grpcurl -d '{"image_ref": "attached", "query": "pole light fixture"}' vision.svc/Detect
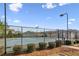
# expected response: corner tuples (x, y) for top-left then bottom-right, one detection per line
(60, 13), (69, 40)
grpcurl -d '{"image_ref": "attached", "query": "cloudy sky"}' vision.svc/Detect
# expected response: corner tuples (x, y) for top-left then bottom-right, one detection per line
(0, 3), (79, 29)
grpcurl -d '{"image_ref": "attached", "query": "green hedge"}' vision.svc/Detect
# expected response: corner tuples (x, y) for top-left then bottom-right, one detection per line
(13, 45), (22, 54)
(39, 42), (47, 50)
(48, 42), (56, 49)
(64, 40), (71, 45)
(55, 40), (62, 47)
(74, 41), (76, 44)
(75, 40), (79, 44)
(27, 43), (36, 53)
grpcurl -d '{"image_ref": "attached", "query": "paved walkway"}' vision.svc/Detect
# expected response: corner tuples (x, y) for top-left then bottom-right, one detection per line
(62, 45), (79, 50)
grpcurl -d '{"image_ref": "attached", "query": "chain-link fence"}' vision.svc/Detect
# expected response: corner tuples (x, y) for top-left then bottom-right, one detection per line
(0, 25), (79, 55)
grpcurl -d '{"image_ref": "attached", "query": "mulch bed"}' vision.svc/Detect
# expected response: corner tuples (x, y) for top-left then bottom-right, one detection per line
(16, 46), (79, 56)
(16, 47), (61, 56)
(60, 47), (79, 56)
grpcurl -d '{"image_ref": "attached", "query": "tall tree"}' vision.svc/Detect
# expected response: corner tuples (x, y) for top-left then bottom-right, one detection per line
(0, 19), (9, 38)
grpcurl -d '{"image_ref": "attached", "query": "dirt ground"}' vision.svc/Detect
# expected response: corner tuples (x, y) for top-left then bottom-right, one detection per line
(0, 47), (4, 56)
(17, 46), (79, 56)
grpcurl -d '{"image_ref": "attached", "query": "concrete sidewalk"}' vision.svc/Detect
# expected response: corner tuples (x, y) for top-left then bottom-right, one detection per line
(62, 45), (79, 50)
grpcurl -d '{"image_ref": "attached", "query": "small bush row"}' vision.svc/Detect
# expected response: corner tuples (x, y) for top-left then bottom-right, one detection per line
(27, 43), (36, 53)
(14, 39), (79, 54)
(64, 40), (79, 45)
(39, 42), (47, 50)
(64, 40), (72, 45)
(75, 40), (79, 44)
(48, 42), (56, 48)
(13, 45), (22, 54)
(55, 40), (63, 47)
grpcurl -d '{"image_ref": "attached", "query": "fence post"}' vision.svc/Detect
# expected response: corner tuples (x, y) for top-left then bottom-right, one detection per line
(70, 31), (71, 40)
(4, 3), (7, 55)
(58, 29), (59, 40)
(44, 28), (45, 43)
(21, 27), (23, 49)
(62, 30), (63, 40)
(75, 31), (77, 41)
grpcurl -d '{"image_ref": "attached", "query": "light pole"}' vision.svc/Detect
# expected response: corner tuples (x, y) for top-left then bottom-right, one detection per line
(4, 3), (7, 55)
(60, 13), (69, 40)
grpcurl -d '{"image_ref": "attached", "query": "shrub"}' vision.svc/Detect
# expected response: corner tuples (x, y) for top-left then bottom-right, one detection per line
(64, 40), (71, 45)
(55, 40), (62, 47)
(22, 48), (27, 53)
(27, 43), (36, 53)
(75, 40), (79, 44)
(48, 42), (56, 49)
(13, 45), (22, 54)
(39, 42), (47, 50)
(74, 41), (76, 44)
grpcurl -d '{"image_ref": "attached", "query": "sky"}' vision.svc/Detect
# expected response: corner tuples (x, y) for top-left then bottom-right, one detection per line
(0, 3), (79, 30)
